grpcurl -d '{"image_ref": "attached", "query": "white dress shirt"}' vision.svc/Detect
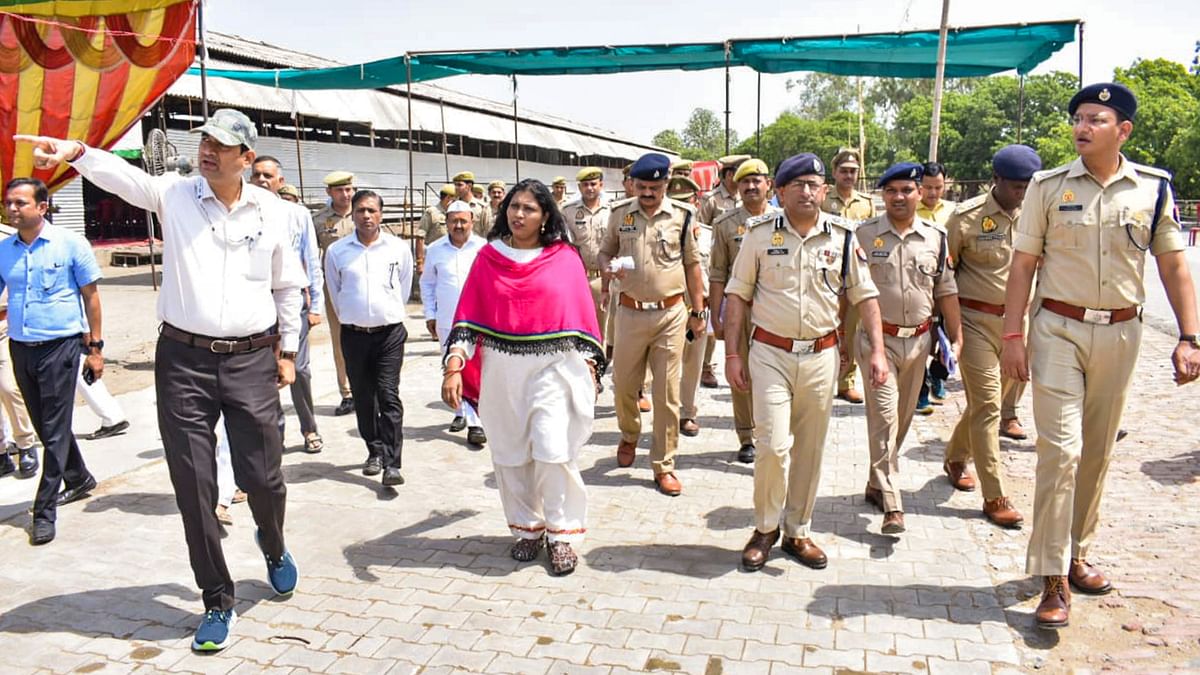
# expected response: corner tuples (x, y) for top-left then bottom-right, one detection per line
(282, 199), (324, 313)
(420, 234), (486, 346)
(325, 230), (413, 328)
(71, 146), (305, 350)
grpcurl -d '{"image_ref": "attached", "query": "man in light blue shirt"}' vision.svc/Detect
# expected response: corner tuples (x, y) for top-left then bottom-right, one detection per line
(0, 177), (104, 545)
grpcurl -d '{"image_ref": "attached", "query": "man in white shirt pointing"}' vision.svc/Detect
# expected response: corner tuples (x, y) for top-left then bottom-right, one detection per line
(16, 108), (307, 653)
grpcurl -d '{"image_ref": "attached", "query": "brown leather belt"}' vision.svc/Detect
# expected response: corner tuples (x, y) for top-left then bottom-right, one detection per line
(160, 323), (279, 354)
(344, 323), (398, 334)
(752, 326), (839, 354)
(881, 318), (933, 339)
(619, 292), (684, 311)
(1041, 299), (1139, 325)
(960, 297), (1005, 317)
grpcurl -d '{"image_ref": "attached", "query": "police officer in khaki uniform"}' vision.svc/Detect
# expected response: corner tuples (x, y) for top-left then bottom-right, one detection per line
(670, 160), (694, 178)
(669, 176), (710, 438)
(487, 180), (507, 214)
(1001, 83), (1200, 630)
(415, 184), (457, 272)
(313, 170), (357, 416)
(857, 162), (962, 535)
(452, 171), (493, 236)
(724, 153), (888, 571)
(823, 149), (876, 405)
(942, 145), (1042, 530)
(699, 154), (749, 225)
(709, 159), (778, 463)
(551, 176), (568, 208)
(598, 153), (706, 497)
(561, 167), (612, 351)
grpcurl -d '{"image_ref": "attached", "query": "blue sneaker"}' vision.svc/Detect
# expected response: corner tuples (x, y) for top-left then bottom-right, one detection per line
(930, 378), (947, 402)
(255, 529), (298, 597)
(915, 393), (934, 416)
(192, 608), (236, 652)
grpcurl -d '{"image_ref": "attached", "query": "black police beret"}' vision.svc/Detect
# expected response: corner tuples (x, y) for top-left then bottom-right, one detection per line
(629, 153), (671, 181)
(992, 144), (1042, 181)
(1069, 82), (1137, 121)
(877, 162), (923, 188)
(775, 153), (824, 187)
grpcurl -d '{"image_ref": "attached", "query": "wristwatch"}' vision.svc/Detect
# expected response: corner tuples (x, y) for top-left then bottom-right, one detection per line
(1181, 334), (1200, 349)
(87, 339), (104, 352)
(280, 351), (298, 361)
(689, 309), (709, 321)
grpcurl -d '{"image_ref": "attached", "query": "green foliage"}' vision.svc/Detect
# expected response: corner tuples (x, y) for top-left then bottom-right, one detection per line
(654, 107), (740, 161)
(1114, 58), (1200, 197)
(652, 129), (684, 153)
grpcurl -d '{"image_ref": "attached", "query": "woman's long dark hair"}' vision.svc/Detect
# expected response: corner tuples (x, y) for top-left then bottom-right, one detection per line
(488, 179), (573, 249)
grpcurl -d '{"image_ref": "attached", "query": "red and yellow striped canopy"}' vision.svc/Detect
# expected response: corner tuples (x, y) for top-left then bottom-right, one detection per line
(0, 0), (195, 192)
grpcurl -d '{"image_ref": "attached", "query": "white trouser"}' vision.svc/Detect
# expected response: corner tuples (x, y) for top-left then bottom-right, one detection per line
(458, 401), (481, 427)
(493, 460), (587, 544)
(77, 355), (126, 427)
(215, 414), (235, 509)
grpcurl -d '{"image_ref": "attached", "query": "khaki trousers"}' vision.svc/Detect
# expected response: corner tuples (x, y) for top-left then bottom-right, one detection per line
(588, 276), (608, 351)
(944, 309), (1018, 499)
(837, 303), (861, 391)
(613, 302), (686, 473)
(680, 322), (707, 420)
(1025, 308), (1140, 576)
(324, 289), (353, 399)
(703, 334), (716, 373)
(750, 340), (838, 537)
(1001, 372), (1026, 420)
(0, 334), (37, 448)
(724, 315), (755, 445)
(857, 330), (931, 512)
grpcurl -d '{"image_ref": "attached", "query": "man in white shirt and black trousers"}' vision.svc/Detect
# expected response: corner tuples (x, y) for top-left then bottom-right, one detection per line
(16, 108), (307, 653)
(325, 189), (413, 487)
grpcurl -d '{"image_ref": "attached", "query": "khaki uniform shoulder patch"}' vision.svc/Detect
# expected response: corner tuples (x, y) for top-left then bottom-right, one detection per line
(1032, 165), (1070, 183)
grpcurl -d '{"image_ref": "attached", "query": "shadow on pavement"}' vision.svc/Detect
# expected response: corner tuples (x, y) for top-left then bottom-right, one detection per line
(1140, 449), (1200, 485)
(584, 543), (783, 579)
(805, 578), (1061, 651)
(283, 461), (399, 501)
(344, 508), (505, 581)
(0, 582), (200, 641)
(82, 491), (177, 517)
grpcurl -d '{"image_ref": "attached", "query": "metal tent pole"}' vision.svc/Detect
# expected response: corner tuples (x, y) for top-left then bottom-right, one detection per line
(405, 55), (416, 249)
(755, 72), (762, 155)
(1077, 22), (1085, 85)
(197, 0), (209, 120)
(293, 114), (306, 200)
(723, 41), (731, 155)
(1017, 75), (1025, 144)
(927, 0), (951, 161)
(440, 98), (449, 181)
(511, 74), (520, 181)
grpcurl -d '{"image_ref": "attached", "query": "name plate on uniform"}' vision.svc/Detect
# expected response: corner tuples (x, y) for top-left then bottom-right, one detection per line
(871, 250), (890, 258)
(766, 247), (789, 256)
(977, 233), (1007, 242)
(1057, 204), (1083, 212)
(619, 225), (638, 233)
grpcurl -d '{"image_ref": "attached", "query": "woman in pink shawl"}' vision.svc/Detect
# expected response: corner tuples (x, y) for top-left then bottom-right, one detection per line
(441, 179), (604, 575)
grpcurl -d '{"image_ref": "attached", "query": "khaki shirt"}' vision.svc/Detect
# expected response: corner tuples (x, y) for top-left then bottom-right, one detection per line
(469, 198), (492, 237)
(709, 204), (781, 285)
(822, 189), (876, 223)
(917, 199), (957, 226)
(946, 190), (1019, 306)
(600, 198), (701, 302)
(313, 206), (354, 260)
(1013, 155), (1183, 309)
(562, 198), (612, 272)
(420, 202), (449, 245)
(698, 183), (739, 225)
(726, 212), (878, 340)
(856, 216), (957, 327)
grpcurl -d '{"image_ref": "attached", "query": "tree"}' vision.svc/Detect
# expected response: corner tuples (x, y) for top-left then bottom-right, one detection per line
(652, 129), (684, 153)
(1114, 58), (1200, 196)
(681, 108), (736, 159)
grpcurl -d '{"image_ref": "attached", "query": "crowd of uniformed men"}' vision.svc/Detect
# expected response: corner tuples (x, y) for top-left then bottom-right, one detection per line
(296, 81), (1199, 633)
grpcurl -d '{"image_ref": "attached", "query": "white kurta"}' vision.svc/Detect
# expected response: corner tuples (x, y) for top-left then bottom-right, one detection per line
(450, 240), (594, 542)
(420, 234), (488, 346)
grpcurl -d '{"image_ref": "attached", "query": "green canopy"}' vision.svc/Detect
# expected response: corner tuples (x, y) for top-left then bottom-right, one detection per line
(194, 21), (1078, 90)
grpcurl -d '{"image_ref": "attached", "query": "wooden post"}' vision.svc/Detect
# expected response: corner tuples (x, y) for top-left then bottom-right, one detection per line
(928, 0), (951, 161)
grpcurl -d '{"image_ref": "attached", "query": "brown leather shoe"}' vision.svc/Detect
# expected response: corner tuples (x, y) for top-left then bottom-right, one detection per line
(864, 485), (885, 513)
(1069, 559), (1113, 595)
(637, 392), (652, 413)
(881, 511), (905, 534)
(944, 461), (977, 492)
(741, 528), (779, 571)
(700, 369), (719, 389)
(654, 472), (682, 496)
(679, 419), (700, 437)
(1036, 576), (1071, 629)
(983, 497), (1024, 529)
(1000, 417), (1028, 440)
(836, 388), (864, 404)
(781, 537), (828, 569)
(616, 440), (636, 468)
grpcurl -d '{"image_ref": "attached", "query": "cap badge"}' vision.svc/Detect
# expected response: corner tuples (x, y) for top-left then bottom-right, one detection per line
(771, 231), (785, 246)
(814, 159), (823, 173)
(873, 237), (884, 249)
(1098, 88), (1111, 102)
(981, 217), (997, 233)
(1062, 190), (1074, 203)
(909, 168), (919, 178)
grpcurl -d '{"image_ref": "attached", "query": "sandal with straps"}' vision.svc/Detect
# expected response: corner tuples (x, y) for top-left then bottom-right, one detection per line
(549, 541), (578, 576)
(510, 535), (545, 562)
(303, 433), (324, 454)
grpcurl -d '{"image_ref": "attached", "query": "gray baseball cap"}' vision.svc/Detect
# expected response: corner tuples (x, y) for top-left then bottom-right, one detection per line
(191, 108), (258, 149)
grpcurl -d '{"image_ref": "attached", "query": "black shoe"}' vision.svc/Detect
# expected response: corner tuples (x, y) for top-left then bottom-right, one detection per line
(0, 452), (14, 478)
(448, 416), (467, 432)
(362, 456), (382, 476)
(334, 398), (355, 416)
(736, 444), (756, 464)
(29, 519), (54, 546)
(17, 447), (37, 479)
(382, 467), (405, 486)
(56, 475), (97, 506)
(467, 427), (487, 447)
(88, 420), (130, 440)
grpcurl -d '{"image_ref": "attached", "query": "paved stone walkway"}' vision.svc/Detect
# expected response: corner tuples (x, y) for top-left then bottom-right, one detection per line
(0, 309), (1197, 674)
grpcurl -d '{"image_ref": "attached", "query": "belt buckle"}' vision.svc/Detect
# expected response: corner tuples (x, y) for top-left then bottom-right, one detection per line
(1082, 308), (1112, 324)
(209, 339), (237, 354)
(642, 301), (663, 311)
(895, 326), (917, 339)
(791, 339), (815, 354)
